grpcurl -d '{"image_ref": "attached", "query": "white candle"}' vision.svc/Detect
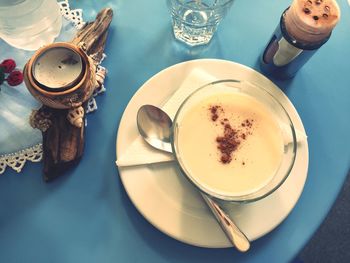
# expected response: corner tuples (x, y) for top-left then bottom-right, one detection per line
(33, 47), (83, 90)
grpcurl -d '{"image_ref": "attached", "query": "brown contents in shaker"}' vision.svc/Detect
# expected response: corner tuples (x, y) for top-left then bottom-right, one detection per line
(284, 0), (340, 44)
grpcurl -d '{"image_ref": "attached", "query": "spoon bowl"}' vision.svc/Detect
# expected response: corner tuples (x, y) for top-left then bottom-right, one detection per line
(137, 105), (173, 153)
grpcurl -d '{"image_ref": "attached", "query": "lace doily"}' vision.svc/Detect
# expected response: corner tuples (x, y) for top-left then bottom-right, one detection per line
(0, 0), (107, 174)
(0, 144), (42, 174)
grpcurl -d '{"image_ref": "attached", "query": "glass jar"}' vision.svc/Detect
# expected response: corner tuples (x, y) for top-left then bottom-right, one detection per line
(0, 0), (62, 50)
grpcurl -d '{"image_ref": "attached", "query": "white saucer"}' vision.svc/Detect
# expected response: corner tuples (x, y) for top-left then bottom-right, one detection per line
(116, 59), (309, 248)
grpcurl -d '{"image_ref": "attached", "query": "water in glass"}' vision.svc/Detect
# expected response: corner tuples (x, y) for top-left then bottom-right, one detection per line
(168, 0), (234, 46)
(0, 0), (62, 50)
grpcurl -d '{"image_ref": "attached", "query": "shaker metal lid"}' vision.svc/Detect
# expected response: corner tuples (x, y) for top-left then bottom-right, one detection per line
(284, 0), (340, 44)
(31, 44), (86, 92)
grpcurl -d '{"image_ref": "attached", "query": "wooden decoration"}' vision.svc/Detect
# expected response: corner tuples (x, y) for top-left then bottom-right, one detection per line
(25, 8), (113, 181)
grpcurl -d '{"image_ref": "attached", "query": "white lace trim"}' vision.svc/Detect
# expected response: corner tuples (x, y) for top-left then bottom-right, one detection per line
(59, 0), (85, 29)
(0, 144), (43, 174)
(86, 56), (107, 114)
(1, 1), (107, 174)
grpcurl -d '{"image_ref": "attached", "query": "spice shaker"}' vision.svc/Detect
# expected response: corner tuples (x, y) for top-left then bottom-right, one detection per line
(260, 0), (340, 79)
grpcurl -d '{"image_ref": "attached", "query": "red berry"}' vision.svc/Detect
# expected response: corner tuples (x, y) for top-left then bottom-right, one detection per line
(6, 70), (23, 86)
(0, 59), (16, 73)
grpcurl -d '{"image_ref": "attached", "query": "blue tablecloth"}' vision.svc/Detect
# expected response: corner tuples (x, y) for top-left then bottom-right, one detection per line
(0, 1), (83, 171)
(0, 0), (349, 262)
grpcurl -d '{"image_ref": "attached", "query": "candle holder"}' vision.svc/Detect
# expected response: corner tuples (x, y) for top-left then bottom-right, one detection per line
(24, 8), (113, 181)
(25, 42), (95, 111)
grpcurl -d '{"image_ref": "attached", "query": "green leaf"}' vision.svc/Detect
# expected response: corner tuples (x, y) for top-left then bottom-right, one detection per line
(0, 67), (5, 85)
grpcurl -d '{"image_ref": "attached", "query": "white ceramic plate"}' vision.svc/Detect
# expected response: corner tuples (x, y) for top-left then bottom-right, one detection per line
(116, 59), (309, 248)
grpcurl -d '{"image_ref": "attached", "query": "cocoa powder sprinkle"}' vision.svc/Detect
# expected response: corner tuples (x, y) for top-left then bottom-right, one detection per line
(216, 123), (240, 164)
(209, 105), (221, 121)
(209, 105), (254, 164)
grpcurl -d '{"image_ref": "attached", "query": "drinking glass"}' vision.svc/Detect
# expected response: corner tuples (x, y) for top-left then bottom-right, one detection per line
(167, 0), (235, 46)
(0, 0), (62, 50)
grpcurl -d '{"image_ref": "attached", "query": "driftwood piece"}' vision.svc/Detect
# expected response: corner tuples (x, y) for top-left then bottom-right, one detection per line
(40, 106), (85, 181)
(38, 8), (113, 181)
(72, 8), (113, 62)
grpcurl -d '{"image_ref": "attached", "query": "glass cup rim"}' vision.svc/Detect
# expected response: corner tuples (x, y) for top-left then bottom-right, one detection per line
(170, 0), (235, 10)
(171, 79), (297, 203)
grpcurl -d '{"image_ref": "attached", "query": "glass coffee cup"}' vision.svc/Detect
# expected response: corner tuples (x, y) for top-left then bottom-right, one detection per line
(172, 80), (297, 202)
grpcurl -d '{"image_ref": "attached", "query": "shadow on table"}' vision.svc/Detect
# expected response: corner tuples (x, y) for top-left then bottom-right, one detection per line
(0, 161), (76, 227)
(298, 170), (350, 263)
(140, 26), (226, 69)
(253, 57), (296, 94)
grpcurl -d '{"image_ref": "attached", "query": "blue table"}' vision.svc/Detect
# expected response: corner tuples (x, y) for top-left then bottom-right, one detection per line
(1, 0), (349, 262)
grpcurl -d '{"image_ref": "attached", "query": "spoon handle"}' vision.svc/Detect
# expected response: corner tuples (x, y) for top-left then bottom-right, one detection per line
(201, 193), (250, 252)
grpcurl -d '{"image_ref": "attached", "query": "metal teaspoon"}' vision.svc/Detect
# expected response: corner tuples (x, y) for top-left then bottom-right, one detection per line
(137, 104), (250, 252)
